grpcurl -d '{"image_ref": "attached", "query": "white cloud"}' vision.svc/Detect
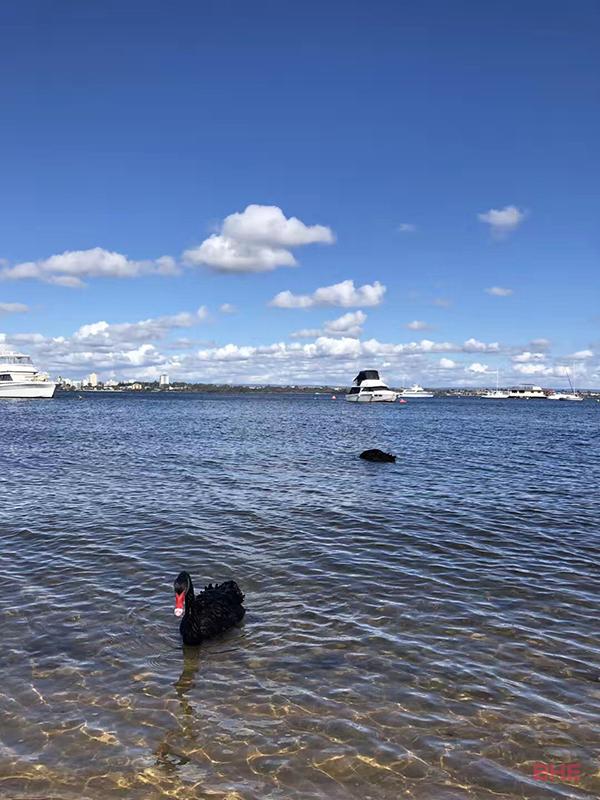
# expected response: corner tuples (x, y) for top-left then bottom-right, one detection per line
(219, 303), (237, 314)
(463, 338), (500, 352)
(406, 320), (429, 331)
(570, 349), (593, 359)
(289, 328), (322, 340)
(270, 279), (386, 309)
(290, 310), (367, 339)
(486, 286), (514, 297)
(323, 310), (366, 337)
(183, 204), (334, 273)
(72, 307), (209, 348)
(467, 362), (490, 374)
(530, 338), (551, 350)
(3, 321), (508, 384)
(512, 362), (589, 380)
(512, 363), (548, 376)
(512, 351), (546, 363)
(439, 358), (458, 369)
(398, 223), (417, 233)
(0, 302), (29, 314)
(478, 205), (526, 238)
(0, 248), (178, 288)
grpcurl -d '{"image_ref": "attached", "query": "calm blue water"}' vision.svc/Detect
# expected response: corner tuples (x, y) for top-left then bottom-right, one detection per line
(0, 393), (599, 800)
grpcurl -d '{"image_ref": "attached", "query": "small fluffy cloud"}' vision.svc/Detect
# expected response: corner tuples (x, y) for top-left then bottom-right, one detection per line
(183, 205), (334, 273)
(0, 248), (178, 288)
(478, 205), (526, 238)
(512, 363), (547, 376)
(570, 349), (593, 359)
(486, 286), (513, 297)
(291, 311), (367, 340)
(439, 358), (458, 369)
(324, 310), (366, 337)
(406, 320), (429, 331)
(463, 338), (500, 352)
(512, 351), (546, 363)
(397, 223), (417, 233)
(467, 362), (490, 374)
(270, 279), (386, 309)
(0, 302), (29, 314)
(529, 338), (551, 350)
(289, 328), (322, 340)
(219, 303), (237, 314)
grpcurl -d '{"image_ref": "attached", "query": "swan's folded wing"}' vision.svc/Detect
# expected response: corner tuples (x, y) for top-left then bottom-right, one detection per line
(196, 596), (245, 639)
(201, 580), (244, 604)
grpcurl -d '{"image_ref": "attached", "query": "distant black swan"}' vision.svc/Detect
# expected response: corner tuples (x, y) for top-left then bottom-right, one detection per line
(173, 571), (245, 646)
(360, 449), (396, 463)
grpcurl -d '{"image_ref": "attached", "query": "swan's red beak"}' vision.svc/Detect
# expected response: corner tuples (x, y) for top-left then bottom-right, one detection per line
(174, 591), (185, 617)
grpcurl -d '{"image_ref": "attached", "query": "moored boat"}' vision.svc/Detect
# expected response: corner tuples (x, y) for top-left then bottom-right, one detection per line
(0, 351), (56, 398)
(506, 384), (546, 399)
(345, 370), (398, 402)
(547, 392), (583, 401)
(546, 372), (583, 401)
(397, 383), (434, 399)
(482, 370), (509, 399)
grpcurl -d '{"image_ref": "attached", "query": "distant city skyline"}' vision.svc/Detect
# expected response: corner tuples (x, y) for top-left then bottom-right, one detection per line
(0, 1), (598, 386)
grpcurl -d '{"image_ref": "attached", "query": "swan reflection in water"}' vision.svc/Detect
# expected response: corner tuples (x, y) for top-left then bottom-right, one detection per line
(153, 638), (247, 778)
(153, 649), (203, 773)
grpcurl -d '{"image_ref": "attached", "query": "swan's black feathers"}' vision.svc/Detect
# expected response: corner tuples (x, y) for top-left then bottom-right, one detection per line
(176, 574), (245, 646)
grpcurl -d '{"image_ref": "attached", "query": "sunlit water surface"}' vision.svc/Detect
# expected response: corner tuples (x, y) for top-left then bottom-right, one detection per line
(0, 393), (599, 800)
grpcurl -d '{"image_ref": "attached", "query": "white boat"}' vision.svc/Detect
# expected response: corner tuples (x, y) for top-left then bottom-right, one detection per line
(0, 351), (56, 398)
(397, 383), (434, 399)
(345, 370), (398, 402)
(546, 372), (583, 401)
(506, 384), (547, 399)
(481, 369), (509, 399)
(547, 392), (583, 401)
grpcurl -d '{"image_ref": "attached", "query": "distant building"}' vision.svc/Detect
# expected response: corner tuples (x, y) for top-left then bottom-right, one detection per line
(105, 379), (118, 389)
(130, 382), (143, 390)
(87, 372), (98, 388)
(159, 374), (170, 387)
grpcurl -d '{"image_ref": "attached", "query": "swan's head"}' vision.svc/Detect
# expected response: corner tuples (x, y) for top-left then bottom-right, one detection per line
(174, 571), (191, 617)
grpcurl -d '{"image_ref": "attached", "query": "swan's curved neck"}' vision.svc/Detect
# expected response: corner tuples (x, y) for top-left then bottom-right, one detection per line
(185, 578), (195, 615)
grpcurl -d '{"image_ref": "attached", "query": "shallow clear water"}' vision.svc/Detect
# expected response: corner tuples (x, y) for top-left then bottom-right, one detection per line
(0, 393), (599, 800)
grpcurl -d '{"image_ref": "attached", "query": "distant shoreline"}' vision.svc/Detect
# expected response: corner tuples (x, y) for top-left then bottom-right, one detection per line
(58, 385), (600, 398)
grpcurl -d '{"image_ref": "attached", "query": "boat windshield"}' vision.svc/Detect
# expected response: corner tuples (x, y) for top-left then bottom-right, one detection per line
(0, 355), (32, 364)
(361, 385), (390, 392)
(354, 370), (380, 384)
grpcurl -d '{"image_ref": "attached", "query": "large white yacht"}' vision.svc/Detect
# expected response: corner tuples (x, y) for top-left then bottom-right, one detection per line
(397, 384), (434, 399)
(506, 384), (547, 399)
(345, 370), (398, 402)
(0, 352), (56, 398)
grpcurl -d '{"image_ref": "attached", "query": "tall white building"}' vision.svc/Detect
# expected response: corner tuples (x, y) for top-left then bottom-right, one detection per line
(87, 372), (98, 388)
(159, 374), (170, 387)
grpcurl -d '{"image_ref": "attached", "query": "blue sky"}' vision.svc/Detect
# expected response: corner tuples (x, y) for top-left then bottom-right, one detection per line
(0, 0), (598, 386)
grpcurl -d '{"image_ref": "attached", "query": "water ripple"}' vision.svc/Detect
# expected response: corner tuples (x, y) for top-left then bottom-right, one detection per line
(0, 393), (598, 799)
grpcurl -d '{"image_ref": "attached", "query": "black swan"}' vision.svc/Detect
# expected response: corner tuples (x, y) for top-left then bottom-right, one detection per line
(360, 448), (396, 463)
(173, 571), (245, 646)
